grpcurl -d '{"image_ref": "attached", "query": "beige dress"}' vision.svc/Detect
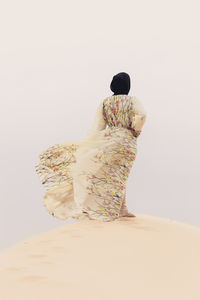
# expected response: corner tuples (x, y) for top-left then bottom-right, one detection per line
(35, 94), (146, 222)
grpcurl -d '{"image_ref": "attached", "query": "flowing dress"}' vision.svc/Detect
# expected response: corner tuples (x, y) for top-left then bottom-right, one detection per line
(35, 94), (146, 222)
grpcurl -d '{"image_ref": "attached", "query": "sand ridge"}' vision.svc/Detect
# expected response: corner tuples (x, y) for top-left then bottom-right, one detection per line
(0, 214), (200, 300)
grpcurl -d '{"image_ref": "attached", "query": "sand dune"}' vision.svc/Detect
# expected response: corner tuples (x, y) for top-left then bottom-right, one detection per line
(0, 214), (200, 300)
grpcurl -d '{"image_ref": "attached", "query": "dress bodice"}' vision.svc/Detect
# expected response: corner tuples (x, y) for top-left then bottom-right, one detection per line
(102, 95), (135, 129)
(86, 94), (146, 139)
(102, 95), (146, 132)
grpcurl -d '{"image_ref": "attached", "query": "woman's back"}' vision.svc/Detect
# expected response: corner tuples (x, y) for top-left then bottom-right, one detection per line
(102, 94), (146, 134)
(103, 95), (134, 129)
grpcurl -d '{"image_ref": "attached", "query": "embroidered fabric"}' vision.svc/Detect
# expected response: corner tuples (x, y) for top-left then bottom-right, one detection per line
(35, 95), (146, 221)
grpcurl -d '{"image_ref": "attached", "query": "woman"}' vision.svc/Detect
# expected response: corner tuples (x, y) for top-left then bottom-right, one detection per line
(35, 72), (147, 222)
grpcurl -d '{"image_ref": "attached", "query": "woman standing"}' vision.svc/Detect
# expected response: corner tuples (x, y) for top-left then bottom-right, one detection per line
(35, 72), (147, 221)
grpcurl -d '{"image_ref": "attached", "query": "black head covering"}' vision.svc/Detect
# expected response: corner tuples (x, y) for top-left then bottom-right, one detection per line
(110, 72), (131, 95)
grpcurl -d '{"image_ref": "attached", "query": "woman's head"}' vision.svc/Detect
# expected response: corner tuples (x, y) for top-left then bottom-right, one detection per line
(110, 72), (131, 95)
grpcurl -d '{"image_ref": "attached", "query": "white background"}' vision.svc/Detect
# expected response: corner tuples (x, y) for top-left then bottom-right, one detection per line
(0, 0), (199, 253)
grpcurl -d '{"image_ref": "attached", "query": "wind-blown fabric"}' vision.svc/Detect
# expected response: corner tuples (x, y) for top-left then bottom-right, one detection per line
(35, 95), (146, 221)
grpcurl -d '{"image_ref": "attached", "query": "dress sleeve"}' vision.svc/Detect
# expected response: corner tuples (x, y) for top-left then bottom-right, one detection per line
(86, 100), (107, 138)
(130, 96), (147, 132)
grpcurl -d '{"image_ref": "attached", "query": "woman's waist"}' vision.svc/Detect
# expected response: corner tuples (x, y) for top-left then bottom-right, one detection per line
(107, 125), (140, 137)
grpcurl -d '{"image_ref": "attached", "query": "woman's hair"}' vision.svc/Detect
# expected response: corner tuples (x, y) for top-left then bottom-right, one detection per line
(110, 72), (131, 95)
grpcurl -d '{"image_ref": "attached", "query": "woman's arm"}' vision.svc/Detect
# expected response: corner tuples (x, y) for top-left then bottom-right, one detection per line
(130, 96), (147, 135)
(86, 100), (107, 138)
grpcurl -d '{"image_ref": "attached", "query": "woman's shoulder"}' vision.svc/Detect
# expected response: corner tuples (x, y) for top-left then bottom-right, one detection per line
(102, 94), (133, 103)
(101, 95), (146, 116)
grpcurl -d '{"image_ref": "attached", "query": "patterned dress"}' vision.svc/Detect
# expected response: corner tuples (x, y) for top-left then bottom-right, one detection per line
(35, 94), (146, 222)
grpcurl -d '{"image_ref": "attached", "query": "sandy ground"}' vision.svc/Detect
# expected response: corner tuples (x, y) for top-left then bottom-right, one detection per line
(0, 214), (200, 300)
